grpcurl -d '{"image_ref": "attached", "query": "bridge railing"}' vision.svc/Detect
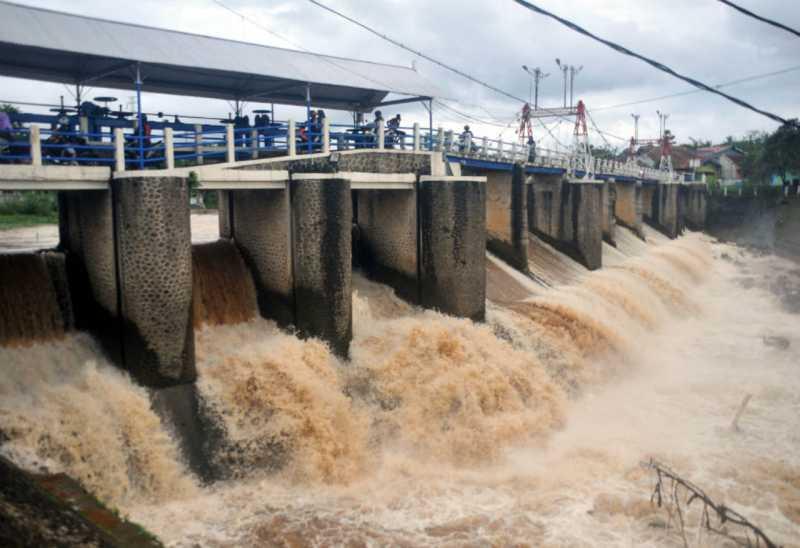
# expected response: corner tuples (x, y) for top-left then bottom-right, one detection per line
(3, 112), (680, 181)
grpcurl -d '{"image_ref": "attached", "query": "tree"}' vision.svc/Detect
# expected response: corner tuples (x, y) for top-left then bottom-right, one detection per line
(761, 120), (800, 185)
(0, 104), (19, 114)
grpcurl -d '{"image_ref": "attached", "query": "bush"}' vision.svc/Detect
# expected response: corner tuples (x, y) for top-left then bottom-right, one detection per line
(0, 192), (58, 216)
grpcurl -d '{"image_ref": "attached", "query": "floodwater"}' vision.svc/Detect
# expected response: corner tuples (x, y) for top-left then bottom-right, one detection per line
(0, 208), (799, 547)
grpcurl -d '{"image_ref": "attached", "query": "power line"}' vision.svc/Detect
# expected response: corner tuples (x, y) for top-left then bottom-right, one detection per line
(511, 0), (793, 126)
(594, 64), (800, 112)
(306, 0), (527, 104)
(717, 0), (800, 39)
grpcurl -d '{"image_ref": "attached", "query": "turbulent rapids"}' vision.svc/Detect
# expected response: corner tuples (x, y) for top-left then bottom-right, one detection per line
(1, 224), (799, 546)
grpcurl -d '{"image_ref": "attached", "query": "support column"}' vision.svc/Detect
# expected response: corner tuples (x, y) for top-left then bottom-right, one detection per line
(290, 174), (352, 357)
(483, 164), (528, 271)
(559, 180), (603, 270)
(230, 189), (294, 327)
(613, 179), (644, 239)
(112, 174), (194, 386)
(685, 183), (707, 230)
(601, 179), (617, 246)
(217, 190), (233, 239)
(418, 175), (486, 321)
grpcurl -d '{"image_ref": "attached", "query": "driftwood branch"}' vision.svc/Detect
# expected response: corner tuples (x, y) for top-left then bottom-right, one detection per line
(642, 458), (780, 548)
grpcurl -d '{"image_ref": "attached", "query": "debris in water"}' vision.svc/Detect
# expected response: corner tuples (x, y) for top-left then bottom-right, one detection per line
(762, 335), (791, 350)
(730, 393), (753, 432)
(642, 458), (779, 548)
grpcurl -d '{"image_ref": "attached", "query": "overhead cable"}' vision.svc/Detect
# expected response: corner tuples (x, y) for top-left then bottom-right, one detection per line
(717, 0), (800, 39)
(511, 0), (792, 126)
(306, 0), (527, 104)
(594, 64), (800, 112)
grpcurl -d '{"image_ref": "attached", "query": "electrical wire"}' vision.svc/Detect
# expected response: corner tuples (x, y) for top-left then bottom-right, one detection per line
(511, 0), (793, 126)
(306, 0), (527, 104)
(593, 64), (800, 112)
(717, 0), (800, 39)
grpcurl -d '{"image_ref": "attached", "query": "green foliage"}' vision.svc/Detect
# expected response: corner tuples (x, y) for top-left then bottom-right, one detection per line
(589, 144), (618, 160)
(0, 103), (19, 114)
(0, 193), (59, 229)
(762, 120), (800, 183)
(0, 192), (58, 216)
(203, 190), (219, 209)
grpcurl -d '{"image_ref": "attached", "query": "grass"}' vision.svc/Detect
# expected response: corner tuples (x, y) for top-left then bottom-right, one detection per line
(0, 192), (59, 230)
(0, 213), (58, 230)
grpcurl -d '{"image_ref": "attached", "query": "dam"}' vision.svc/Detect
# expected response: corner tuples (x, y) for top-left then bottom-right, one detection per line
(1, 3), (798, 547)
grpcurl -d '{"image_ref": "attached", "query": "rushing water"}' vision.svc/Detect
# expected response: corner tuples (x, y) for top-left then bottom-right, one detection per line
(0, 217), (798, 546)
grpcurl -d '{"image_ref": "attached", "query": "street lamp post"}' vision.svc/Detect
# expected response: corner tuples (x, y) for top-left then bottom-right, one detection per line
(522, 65), (549, 109)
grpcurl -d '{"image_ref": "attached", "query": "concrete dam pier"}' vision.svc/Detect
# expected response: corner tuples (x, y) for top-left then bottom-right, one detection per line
(0, 149), (707, 478)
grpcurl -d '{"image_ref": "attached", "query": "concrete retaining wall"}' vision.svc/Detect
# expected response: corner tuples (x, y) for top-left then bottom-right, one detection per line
(57, 190), (119, 358)
(601, 180), (617, 245)
(685, 185), (707, 230)
(418, 176), (486, 321)
(614, 180), (645, 239)
(476, 164), (529, 271)
(654, 183), (679, 239)
(356, 188), (419, 303)
(528, 175), (603, 270)
(229, 189), (294, 326)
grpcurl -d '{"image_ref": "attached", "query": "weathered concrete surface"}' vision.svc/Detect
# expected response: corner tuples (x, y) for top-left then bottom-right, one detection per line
(653, 182), (679, 239)
(528, 175), (603, 270)
(528, 173), (563, 241)
(641, 183), (655, 221)
(57, 190), (119, 359)
(600, 180), (617, 246)
(356, 188), (419, 303)
(112, 175), (195, 387)
(614, 179), (645, 239)
(685, 184), (707, 230)
(471, 164), (528, 271)
(677, 184), (689, 234)
(560, 180), (604, 270)
(237, 150), (434, 176)
(230, 189), (294, 326)
(217, 190), (233, 238)
(291, 174), (352, 357)
(418, 176), (486, 321)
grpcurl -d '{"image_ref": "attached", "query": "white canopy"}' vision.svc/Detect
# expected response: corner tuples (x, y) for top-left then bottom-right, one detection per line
(0, 1), (440, 110)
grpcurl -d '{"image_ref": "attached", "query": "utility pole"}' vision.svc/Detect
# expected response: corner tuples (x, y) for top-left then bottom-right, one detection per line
(568, 65), (583, 108)
(522, 65), (549, 109)
(555, 58), (569, 108)
(630, 113), (640, 143)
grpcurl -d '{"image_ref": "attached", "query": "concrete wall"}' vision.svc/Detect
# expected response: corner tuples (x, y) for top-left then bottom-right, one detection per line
(653, 182), (679, 239)
(356, 188), (419, 302)
(641, 183), (655, 220)
(528, 175), (603, 270)
(290, 174), (352, 357)
(560, 181), (604, 270)
(57, 190), (119, 358)
(474, 164), (529, 271)
(685, 184), (707, 230)
(601, 180), (617, 246)
(528, 173), (563, 241)
(236, 150), (434, 176)
(614, 180), (645, 239)
(229, 189), (294, 326)
(217, 190), (233, 239)
(418, 176), (486, 321)
(112, 175), (195, 387)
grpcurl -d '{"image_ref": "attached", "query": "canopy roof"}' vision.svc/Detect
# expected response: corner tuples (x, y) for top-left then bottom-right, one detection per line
(0, 1), (440, 111)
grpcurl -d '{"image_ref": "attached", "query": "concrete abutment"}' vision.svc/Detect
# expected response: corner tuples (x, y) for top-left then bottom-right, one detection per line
(613, 179), (645, 239)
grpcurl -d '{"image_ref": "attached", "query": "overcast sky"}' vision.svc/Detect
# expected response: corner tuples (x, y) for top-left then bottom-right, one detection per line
(2, 0), (799, 151)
